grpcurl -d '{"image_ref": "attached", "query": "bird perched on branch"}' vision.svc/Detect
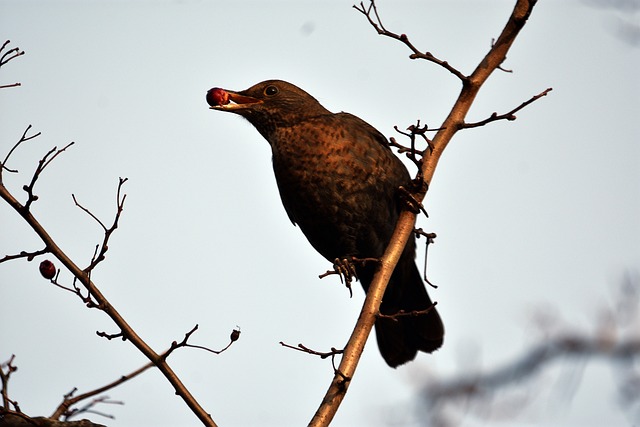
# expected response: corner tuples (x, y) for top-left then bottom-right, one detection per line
(207, 80), (443, 367)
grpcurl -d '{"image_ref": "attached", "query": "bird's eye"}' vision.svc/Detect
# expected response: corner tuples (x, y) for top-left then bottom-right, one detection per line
(264, 85), (279, 96)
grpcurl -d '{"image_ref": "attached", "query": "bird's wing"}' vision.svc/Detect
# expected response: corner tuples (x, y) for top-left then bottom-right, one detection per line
(335, 112), (393, 151)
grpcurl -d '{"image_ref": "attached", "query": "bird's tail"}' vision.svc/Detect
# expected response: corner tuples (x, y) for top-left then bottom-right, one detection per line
(371, 257), (444, 368)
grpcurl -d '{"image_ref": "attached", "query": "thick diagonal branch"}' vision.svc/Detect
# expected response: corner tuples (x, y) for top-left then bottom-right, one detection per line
(309, 1), (539, 426)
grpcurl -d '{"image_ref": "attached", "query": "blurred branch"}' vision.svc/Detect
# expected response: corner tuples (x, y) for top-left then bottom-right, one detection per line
(280, 342), (344, 358)
(419, 275), (640, 426)
(309, 1), (542, 426)
(415, 228), (438, 288)
(427, 336), (640, 399)
(162, 325), (241, 360)
(389, 120), (441, 167)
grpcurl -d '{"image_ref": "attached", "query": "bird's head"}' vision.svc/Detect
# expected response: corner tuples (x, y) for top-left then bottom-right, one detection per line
(207, 80), (330, 135)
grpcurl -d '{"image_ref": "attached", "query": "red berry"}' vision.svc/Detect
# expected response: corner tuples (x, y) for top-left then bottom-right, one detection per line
(206, 87), (230, 107)
(39, 260), (56, 279)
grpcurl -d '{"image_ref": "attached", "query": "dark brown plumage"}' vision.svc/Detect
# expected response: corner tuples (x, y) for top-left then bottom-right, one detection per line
(208, 80), (444, 367)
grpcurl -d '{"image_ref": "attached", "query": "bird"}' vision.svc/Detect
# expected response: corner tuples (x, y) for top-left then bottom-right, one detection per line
(207, 80), (444, 367)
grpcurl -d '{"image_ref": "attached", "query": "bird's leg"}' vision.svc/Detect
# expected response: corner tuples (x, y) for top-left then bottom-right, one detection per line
(398, 172), (429, 216)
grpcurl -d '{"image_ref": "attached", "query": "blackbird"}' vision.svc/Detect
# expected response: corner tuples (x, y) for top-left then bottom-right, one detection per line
(207, 80), (444, 367)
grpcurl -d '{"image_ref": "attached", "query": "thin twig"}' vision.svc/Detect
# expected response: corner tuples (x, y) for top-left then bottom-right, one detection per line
(353, 1), (467, 80)
(415, 228), (438, 288)
(0, 40), (25, 66)
(22, 142), (75, 211)
(51, 362), (153, 420)
(280, 342), (345, 373)
(162, 325), (241, 360)
(0, 125), (41, 183)
(377, 303), (438, 321)
(0, 247), (49, 264)
(0, 40), (24, 90)
(72, 177), (128, 274)
(462, 87), (553, 129)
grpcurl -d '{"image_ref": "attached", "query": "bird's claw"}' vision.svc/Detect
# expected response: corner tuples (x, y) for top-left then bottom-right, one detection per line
(317, 258), (358, 297)
(398, 185), (428, 217)
(333, 257), (357, 297)
(318, 257), (381, 297)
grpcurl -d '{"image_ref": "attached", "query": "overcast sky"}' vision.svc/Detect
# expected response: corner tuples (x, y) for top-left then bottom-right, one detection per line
(1, 1), (639, 426)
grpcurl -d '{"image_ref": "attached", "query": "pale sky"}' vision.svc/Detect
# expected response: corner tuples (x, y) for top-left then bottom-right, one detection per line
(1, 1), (639, 426)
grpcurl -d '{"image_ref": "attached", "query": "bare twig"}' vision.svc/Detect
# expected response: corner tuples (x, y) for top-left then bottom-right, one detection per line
(0, 247), (49, 264)
(52, 362), (153, 420)
(96, 331), (125, 341)
(280, 342), (345, 373)
(162, 325), (241, 360)
(462, 87), (553, 129)
(1, 355), (21, 413)
(390, 120), (443, 167)
(280, 342), (345, 360)
(0, 40), (24, 66)
(72, 177), (128, 274)
(0, 40), (24, 89)
(415, 228), (438, 288)
(64, 396), (123, 421)
(21, 142), (75, 211)
(420, 332), (640, 425)
(353, 1), (467, 80)
(377, 303), (438, 321)
(0, 125), (42, 184)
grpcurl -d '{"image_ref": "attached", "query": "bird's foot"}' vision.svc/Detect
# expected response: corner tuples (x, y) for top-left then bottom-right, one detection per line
(398, 185), (428, 217)
(318, 257), (359, 297)
(319, 257), (381, 298)
(333, 257), (358, 297)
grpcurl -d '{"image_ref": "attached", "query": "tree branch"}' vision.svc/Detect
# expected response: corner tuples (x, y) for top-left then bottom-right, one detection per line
(0, 141), (219, 427)
(0, 125), (42, 184)
(0, 247), (49, 264)
(72, 177), (128, 274)
(0, 40), (24, 90)
(353, 2), (466, 80)
(309, 1), (541, 425)
(51, 362), (153, 420)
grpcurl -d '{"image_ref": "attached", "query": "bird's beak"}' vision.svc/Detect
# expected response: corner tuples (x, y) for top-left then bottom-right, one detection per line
(209, 90), (262, 111)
